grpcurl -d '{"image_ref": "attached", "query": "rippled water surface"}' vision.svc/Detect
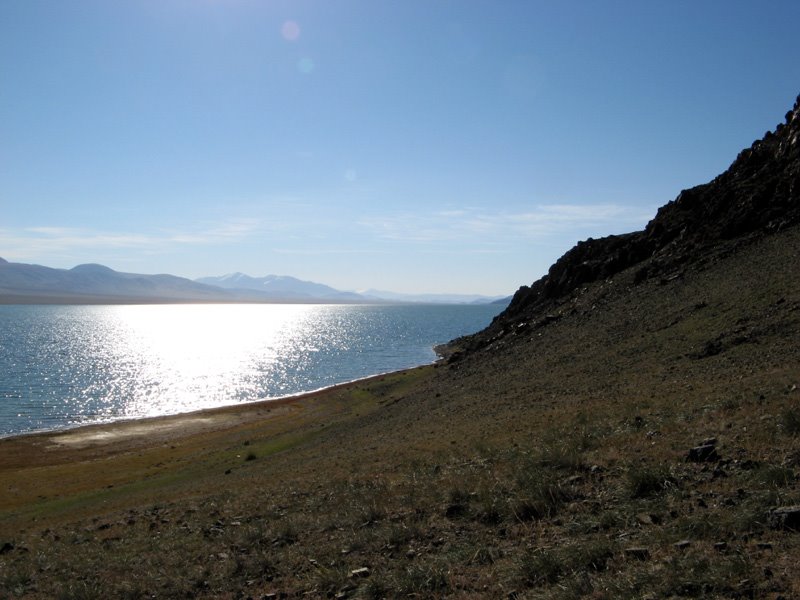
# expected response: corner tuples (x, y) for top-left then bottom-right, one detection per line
(0, 303), (502, 436)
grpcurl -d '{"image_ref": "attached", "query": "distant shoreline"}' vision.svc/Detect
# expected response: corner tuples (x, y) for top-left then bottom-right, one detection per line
(0, 294), (385, 306)
(0, 294), (501, 306)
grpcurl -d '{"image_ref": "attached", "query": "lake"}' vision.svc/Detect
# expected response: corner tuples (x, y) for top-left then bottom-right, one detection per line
(0, 303), (502, 437)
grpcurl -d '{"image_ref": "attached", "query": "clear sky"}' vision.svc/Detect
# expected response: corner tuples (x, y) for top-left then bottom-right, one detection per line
(1, 1), (799, 295)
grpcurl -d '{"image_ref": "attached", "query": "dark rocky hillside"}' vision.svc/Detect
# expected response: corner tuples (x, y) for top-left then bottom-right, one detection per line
(460, 94), (800, 352)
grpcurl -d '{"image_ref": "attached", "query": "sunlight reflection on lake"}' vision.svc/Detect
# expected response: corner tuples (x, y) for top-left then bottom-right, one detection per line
(99, 304), (316, 417)
(0, 303), (503, 436)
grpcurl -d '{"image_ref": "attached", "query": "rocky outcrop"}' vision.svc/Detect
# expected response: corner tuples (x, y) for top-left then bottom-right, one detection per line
(468, 94), (800, 346)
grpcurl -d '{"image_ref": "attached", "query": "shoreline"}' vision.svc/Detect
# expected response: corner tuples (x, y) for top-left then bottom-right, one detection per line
(0, 360), (439, 444)
(0, 364), (432, 466)
(0, 362), (435, 516)
(0, 302), (495, 442)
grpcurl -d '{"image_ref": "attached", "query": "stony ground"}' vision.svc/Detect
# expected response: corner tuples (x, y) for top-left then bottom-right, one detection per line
(1, 225), (799, 599)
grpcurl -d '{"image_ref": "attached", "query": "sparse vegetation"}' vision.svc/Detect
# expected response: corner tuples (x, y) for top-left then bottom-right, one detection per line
(627, 463), (674, 498)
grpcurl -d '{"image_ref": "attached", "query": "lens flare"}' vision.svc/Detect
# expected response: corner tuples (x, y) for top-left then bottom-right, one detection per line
(297, 57), (315, 74)
(281, 20), (300, 41)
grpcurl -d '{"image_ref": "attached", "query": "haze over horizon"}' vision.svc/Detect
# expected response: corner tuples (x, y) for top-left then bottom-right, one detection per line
(2, 1), (799, 295)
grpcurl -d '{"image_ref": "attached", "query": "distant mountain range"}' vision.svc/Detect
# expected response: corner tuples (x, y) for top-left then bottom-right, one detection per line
(0, 258), (506, 305)
(0, 259), (238, 304)
(195, 273), (365, 302)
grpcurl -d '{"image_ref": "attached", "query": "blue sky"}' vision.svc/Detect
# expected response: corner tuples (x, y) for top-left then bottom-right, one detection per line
(1, 1), (798, 295)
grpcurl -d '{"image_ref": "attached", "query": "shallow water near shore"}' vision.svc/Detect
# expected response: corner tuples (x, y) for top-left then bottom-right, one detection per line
(0, 303), (502, 437)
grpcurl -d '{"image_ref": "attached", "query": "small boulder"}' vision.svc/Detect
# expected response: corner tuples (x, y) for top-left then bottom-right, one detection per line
(687, 443), (719, 463)
(636, 513), (661, 525)
(624, 547), (650, 561)
(444, 502), (467, 519)
(673, 540), (691, 550)
(768, 506), (800, 531)
(350, 567), (370, 578)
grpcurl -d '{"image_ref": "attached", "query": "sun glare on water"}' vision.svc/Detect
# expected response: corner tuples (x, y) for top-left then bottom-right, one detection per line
(0, 303), (501, 436)
(98, 304), (319, 418)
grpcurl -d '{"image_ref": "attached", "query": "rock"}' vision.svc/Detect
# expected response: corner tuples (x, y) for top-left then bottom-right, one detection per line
(636, 513), (656, 525)
(350, 567), (370, 578)
(713, 542), (728, 552)
(673, 540), (691, 550)
(768, 505), (800, 531)
(624, 547), (650, 560)
(687, 444), (719, 463)
(444, 502), (467, 518)
(695, 339), (723, 358)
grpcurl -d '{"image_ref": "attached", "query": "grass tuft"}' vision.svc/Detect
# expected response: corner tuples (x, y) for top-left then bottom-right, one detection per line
(395, 562), (450, 595)
(517, 547), (564, 586)
(627, 463), (674, 498)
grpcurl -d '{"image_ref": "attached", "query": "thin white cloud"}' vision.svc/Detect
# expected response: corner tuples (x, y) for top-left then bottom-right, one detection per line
(272, 246), (391, 256)
(358, 204), (656, 244)
(0, 219), (265, 264)
(24, 227), (77, 236)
